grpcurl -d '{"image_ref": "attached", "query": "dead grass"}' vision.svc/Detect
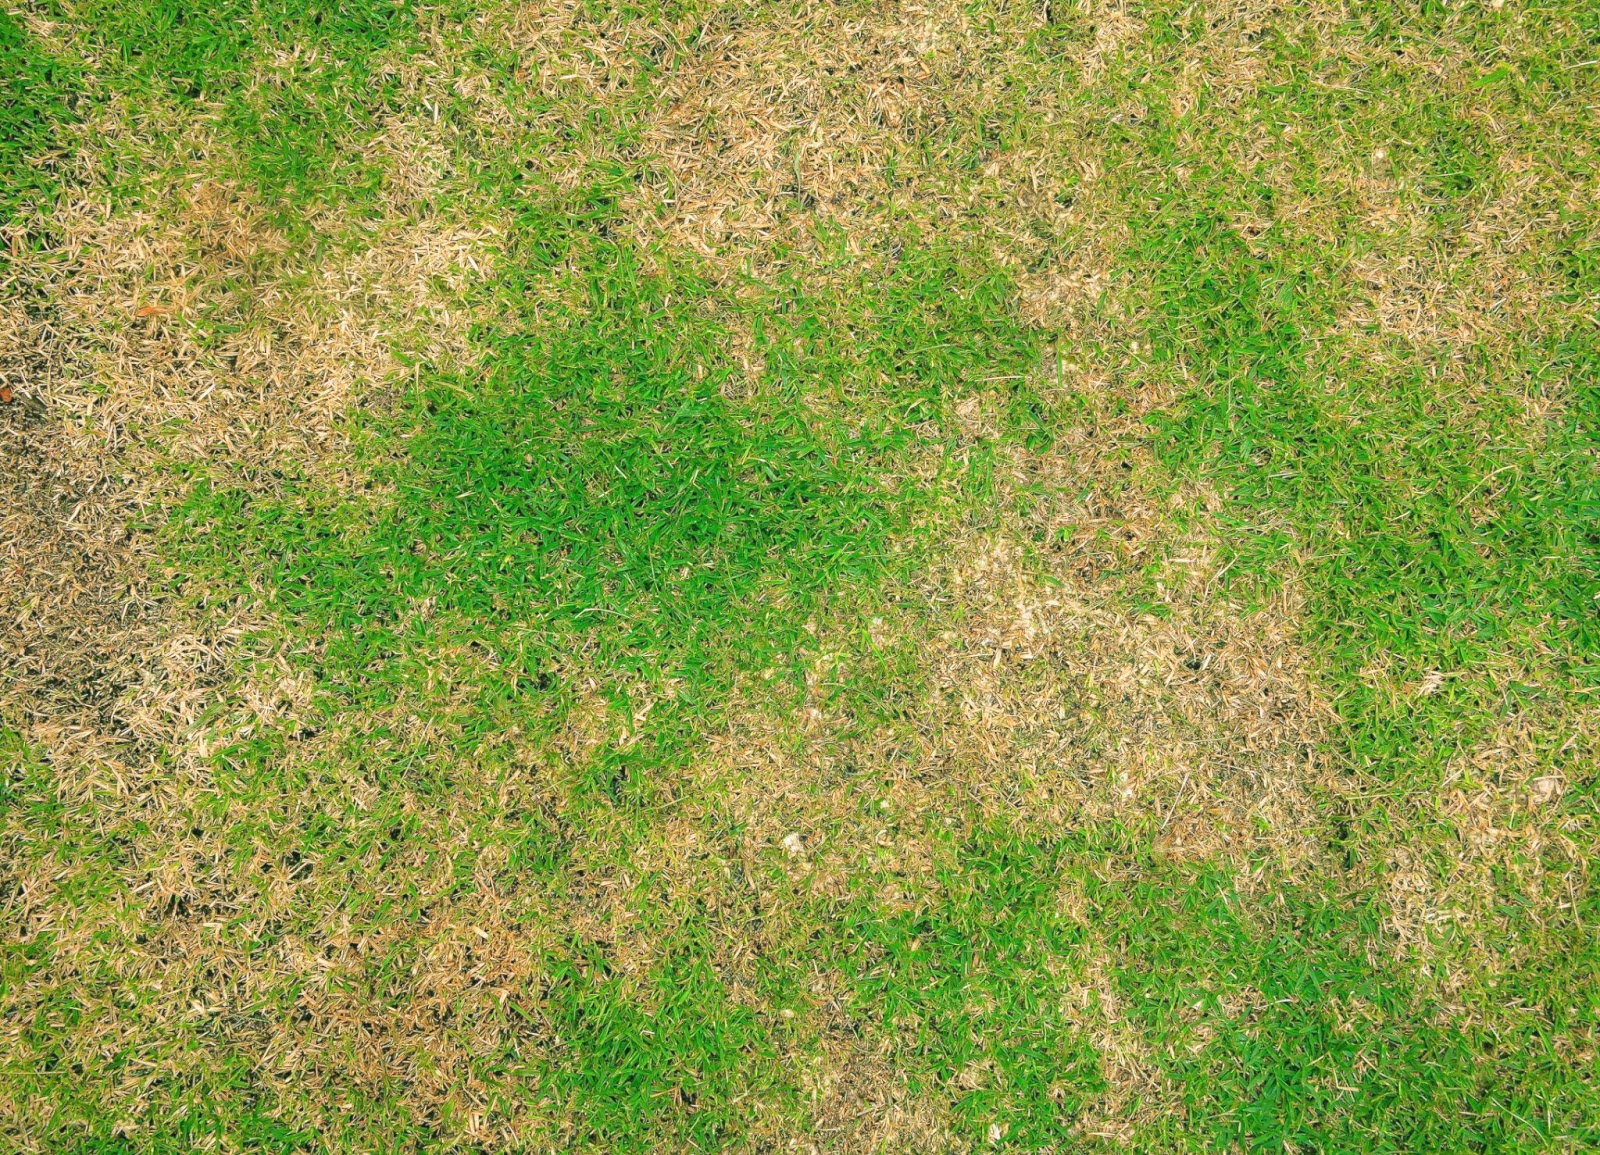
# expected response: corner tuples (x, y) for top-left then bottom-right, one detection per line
(621, 0), (1101, 286)
(1379, 703), (1599, 977)
(799, 1041), (965, 1152)
(707, 364), (1331, 869)
(1343, 166), (1580, 351)
(0, 93), (494, 743)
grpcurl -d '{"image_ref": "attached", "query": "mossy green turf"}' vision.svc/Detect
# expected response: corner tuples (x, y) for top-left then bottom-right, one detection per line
(5, 0), (1599, 1149)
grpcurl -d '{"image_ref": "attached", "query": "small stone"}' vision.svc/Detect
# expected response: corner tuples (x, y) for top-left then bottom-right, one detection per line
(782, 832), (804, 856)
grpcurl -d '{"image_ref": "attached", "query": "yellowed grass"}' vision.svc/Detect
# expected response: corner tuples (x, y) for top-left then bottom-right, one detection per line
(621, 0), (1097, 284)
(0, 88), (496, 745)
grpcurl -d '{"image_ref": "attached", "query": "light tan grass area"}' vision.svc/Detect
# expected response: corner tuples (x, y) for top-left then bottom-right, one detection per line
(710, 370), (1329, 865)
(431, 0), (701, 186)
(1380, 704), (1600, 986)
(1343, 168), (1581, 351)
(620, 0), (1109, 285)
(713, 528), (1328, 882)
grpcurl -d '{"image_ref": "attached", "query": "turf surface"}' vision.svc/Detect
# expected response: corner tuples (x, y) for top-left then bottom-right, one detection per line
(2, 0), (1597, 1149)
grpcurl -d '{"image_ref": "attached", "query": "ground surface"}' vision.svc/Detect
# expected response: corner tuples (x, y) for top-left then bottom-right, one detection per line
(1, 0), (1597, 1150)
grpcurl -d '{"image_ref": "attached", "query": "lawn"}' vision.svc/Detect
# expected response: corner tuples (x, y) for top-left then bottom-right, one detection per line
(1, 0), (1597, 1149)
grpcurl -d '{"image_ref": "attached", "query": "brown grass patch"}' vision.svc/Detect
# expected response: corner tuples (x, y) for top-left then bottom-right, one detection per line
(1342, 166), (1578, 351)
(621, 0), (1100, 286)
(1379, 705), (1599, 980)
(710, 367), (1332, 889)
(800, 1037), (964, 1152)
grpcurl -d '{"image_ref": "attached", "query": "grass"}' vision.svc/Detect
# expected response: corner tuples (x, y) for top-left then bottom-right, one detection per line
(63, 0), (420, 211)
(1112, 0), (1600, 1066)
(182, 232), (1036, 684)
(0, 6), (77, 227)
(3, 0), (1598, 1150)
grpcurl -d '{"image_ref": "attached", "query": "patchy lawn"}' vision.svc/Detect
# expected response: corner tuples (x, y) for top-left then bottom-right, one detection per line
(2, 0), (1597, 1149)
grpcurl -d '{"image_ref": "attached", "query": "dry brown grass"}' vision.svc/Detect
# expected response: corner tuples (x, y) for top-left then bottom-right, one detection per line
(0, 105), (494, 745)
(1342, 166), (1580, 351)
(1379, 702), (1599, 979)
(704, 365), (1330, 870)
(620, 0), (1107, 287)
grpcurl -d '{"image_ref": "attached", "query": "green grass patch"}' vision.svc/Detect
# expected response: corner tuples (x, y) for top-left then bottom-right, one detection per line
(173, 225), (1038, 712)
(60, 0), (421, 212)
(0, 8), (79, 227)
